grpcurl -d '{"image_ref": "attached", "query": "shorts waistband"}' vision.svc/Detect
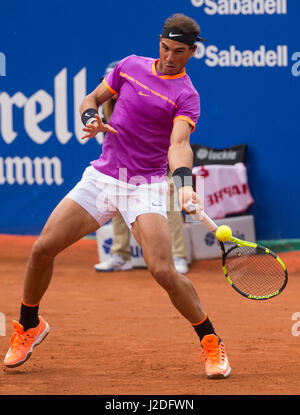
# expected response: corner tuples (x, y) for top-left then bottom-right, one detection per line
(87, 166), (168, 190)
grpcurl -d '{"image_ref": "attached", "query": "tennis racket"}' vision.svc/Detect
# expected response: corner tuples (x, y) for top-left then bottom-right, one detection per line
(185, 201), (288, 300)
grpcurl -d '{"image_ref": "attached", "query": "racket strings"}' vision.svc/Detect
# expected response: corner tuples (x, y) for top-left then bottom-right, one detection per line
(225, 246), (286, 297)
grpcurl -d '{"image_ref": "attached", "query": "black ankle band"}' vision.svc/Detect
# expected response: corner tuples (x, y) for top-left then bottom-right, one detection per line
(192, 316), (218, 342)
(19, 303), (39, 331)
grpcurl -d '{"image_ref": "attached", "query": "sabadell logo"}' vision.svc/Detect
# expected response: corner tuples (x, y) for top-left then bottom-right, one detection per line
(190, 0), (287, 15)
(194, 43), (288, 68)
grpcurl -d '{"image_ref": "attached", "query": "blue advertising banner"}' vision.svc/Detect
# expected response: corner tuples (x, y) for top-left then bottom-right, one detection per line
(0, 0), (299, 239)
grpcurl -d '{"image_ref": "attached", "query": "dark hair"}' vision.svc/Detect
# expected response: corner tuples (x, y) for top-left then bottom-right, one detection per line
(163, 13), (201, 38)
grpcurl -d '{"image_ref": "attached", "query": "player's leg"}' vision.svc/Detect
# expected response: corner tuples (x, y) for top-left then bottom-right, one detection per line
(23, 197), (100, 306)
(22, 165), (116, 305)
(4, 194), (111, 369)
(131, 213), (231, 378)
(132, 213), (205, 323)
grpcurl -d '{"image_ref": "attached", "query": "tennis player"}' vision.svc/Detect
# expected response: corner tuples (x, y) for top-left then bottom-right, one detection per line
(4, 13), (231, 379)
(95, 60), (189, 274)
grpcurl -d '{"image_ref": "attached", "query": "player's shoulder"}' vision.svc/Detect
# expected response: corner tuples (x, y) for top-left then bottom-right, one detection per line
(116, 55), (153, 76)
(120, 54), (153, 68)
(180, 73), (200, 99)
(183, 72), (198, 91)
(119, 54), (151, 63)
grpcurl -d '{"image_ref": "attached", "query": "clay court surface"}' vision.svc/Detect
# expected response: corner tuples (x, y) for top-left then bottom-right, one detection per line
(0, 234), (300, 396)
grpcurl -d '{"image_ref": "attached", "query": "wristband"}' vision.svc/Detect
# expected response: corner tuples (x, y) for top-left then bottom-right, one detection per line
(172, 167), (193, 190)
(81, 108), (98, 126)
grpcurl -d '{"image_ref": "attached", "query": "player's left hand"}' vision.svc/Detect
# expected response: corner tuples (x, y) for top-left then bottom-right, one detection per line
(179, 186), (203, 214)
(81, 113), (118, 139)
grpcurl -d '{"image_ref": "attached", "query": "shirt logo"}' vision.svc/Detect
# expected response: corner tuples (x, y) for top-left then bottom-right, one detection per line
(139, 91), (150, 97)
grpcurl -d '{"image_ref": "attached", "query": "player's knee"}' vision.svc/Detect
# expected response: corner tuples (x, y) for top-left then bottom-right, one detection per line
(30, 237), (56, 265)
(150, 265), (177, 293)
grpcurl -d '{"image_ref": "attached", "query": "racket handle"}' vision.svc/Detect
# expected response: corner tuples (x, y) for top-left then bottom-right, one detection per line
(184, 200), (218, 232)
(198, 211), (218, 232)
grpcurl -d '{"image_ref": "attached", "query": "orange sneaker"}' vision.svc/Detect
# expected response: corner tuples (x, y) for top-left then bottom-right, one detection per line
(200, 334), (231, 379)
(4, 316), (50, 368)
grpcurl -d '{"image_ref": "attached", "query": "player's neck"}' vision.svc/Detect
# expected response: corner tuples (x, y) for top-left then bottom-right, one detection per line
(156, 59), (185, 76)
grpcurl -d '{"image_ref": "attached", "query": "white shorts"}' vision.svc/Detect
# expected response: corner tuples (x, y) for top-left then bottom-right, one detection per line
(66, 166), (168, 229)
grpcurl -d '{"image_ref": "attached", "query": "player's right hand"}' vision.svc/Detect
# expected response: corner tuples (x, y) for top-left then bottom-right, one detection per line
(81, 113), (118, 139)
(179, 186), (203, 214)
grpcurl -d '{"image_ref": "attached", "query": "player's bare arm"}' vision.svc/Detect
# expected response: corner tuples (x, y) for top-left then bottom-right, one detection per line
(79, 82), (118, 139)
(168, 119), (202, 213)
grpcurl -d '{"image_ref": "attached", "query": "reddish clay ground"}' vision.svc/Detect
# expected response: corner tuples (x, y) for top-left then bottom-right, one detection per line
(0, 234), (300, 395)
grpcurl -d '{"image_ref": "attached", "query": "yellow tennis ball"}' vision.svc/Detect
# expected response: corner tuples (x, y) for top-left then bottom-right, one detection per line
(216, 225), (232, 242)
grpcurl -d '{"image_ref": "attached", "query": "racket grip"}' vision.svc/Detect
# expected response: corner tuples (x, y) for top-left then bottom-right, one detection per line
(198, 211), (218, 232)
(184, 200), (218, 232)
